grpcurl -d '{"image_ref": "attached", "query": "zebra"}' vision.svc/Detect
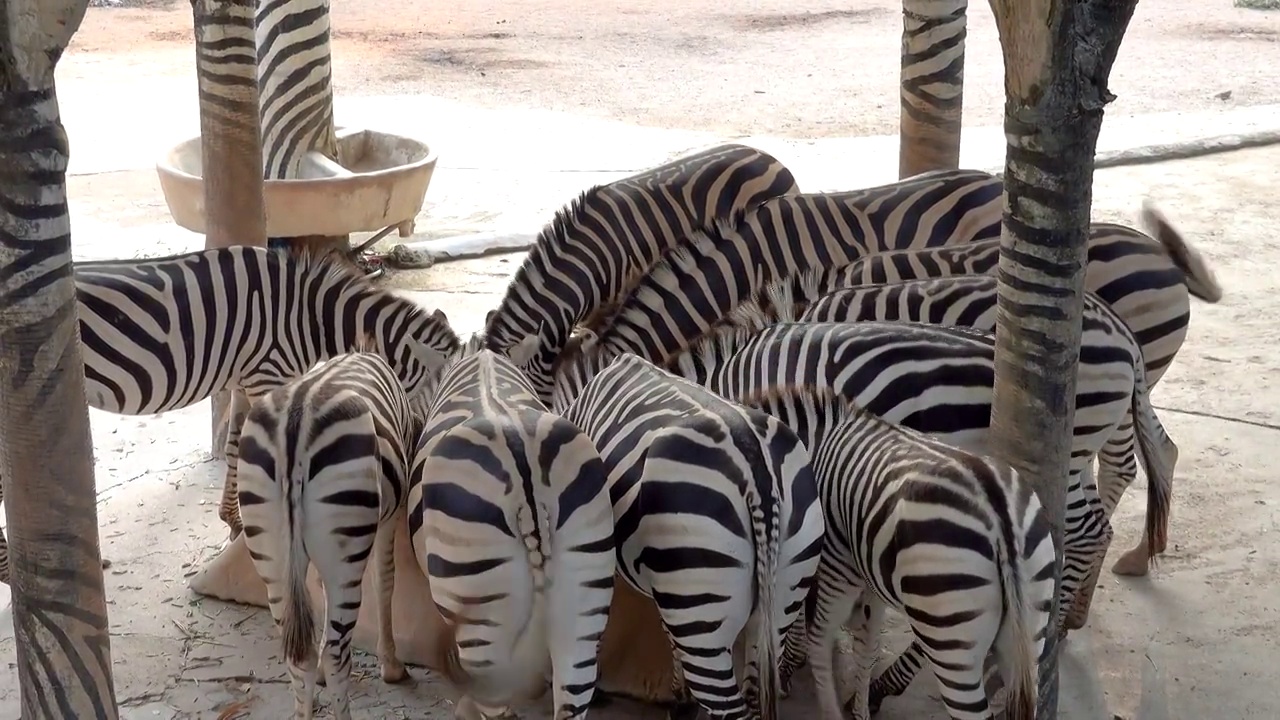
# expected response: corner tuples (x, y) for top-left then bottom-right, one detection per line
(554, 353), (825, 720)
(0, 245), (460, 584)
(637, 315), (1177, 629)
(737, 384), (1055, 720)
(577, 199), (1216, 571)
(714, 273), (1165, 575)
(481, 142), (800, 403)
(234, 344), (416, 720)
(407, 343), (617, 720)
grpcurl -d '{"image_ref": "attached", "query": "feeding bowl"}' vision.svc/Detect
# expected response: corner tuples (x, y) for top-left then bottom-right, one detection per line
(156, 127), (437, 238)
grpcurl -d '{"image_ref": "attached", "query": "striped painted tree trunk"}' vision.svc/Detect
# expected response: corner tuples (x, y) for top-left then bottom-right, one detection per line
(192, 0), (268, 461)
(0, 0), (119, 714)
(898, 0), (967, 178)
(987, 0), (1139, 717)
(255, 0), (348, 260)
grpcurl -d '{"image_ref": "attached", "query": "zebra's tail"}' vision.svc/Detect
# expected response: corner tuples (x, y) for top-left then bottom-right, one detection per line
(1140, 200), (1224, 303)
(1131, 364), (1180, 564)
(745, 478), (782, 720)
(997, 501), (1038, 720)
(280, 457), (317, 668)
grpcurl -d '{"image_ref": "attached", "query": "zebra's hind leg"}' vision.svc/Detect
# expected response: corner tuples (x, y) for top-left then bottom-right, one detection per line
(805, 558), (863, 720)
(218, 389), (253, 539)
(866, 641), (927, 715)
(1095, 419), (1162, 577)
(1060, 470), (1115, 635)
(372, 517), (408, 684)
(778, 611), (807, 697)
(545, 521), (615, 720)
(0, 523), (8, 585)
(840, 596), (884, 720)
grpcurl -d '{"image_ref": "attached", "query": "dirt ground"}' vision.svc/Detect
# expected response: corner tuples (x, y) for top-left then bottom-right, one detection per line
(0, 1), (1278, 719)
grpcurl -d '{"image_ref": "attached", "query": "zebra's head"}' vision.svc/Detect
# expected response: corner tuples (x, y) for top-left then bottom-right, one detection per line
(387, 305), (462, 403)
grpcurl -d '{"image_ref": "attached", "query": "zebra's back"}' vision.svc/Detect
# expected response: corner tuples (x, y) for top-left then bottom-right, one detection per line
(408, 349), (615, 720)
(482, 143), (799, 402)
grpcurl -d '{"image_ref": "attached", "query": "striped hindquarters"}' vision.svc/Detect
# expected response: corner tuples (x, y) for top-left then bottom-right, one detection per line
(482, 143), (798, 401)
(563, 355), (822, 720)
(775, 384), (1053, 720)
(408, 349), (615, 718)
(235, 351), (415, 715)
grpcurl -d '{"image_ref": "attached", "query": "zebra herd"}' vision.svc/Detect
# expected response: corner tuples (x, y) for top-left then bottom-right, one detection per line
(0, 143), (1222, 719)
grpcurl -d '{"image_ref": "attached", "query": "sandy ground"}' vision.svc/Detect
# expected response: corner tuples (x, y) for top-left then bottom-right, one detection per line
(0, 0), (1278, 718)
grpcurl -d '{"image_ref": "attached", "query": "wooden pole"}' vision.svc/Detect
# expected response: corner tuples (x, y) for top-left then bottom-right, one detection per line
(985, 0), (1139, 716)
(898, 0), (967, 178)
(191, 0), (268, 458)
(0, 0), (120, 715)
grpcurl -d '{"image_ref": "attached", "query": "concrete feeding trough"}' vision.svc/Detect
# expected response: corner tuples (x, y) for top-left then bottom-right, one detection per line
(156, 127), (437, 238)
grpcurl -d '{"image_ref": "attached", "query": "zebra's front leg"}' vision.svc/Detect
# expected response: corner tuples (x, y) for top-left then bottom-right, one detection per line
(373, 518), (408, 684)
(218, 389), (252, 539)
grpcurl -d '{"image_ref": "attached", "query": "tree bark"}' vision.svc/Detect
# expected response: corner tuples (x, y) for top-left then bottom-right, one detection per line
(191, 0), (269, 459)
(986, 0), (1139, 717)
(899, 0), (967, 178)
(0, 0), (119, 716)
(256, 0), (349, 263)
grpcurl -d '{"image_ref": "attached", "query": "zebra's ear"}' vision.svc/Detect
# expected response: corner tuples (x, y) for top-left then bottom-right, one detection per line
(484, 309), (499, 327)
(353, 332), (378, 354)
(429, 308), (450, 325)
(507, 333), (541, 367)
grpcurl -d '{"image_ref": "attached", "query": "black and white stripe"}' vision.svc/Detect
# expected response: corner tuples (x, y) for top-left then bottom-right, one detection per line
(661, 318), (1178, 637)
(591, 197), (1220, 385)
(0, 246), (460, 583)
(717, 273), (1169, 569)
(408, 343), (616, 720)
(481, 143), (800, 403)
(74, 246), (459, 538)
(235, 348), (416, 720)
(557, 354), (824, 720)
(738, 385), (1055, 720)
(255, 0), (336, 179)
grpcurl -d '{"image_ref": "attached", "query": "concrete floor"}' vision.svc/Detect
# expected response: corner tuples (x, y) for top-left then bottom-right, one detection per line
(2, 2), (1280, 718)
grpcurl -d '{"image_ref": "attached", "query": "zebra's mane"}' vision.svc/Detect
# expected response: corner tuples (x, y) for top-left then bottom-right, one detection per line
(665, 313), (764, 381)
(592, 217), (743, 358)
(482, 186), (606, 345)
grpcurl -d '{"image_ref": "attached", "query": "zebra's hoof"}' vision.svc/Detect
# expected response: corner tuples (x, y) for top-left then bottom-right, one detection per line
(380, 659), (409, 684)
(1111, 548), (1152, 577)
(664, 699), (700, 720)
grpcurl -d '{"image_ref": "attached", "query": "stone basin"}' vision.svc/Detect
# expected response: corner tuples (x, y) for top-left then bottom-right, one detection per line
(156, 127), (437, 238)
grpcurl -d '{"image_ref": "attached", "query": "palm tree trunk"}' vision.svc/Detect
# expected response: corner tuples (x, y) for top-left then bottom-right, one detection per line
(898, 0), (967, 178)
(192, 0), (267, 459)
(0, 1), (119, 715)
(986, 0), (1139, 716)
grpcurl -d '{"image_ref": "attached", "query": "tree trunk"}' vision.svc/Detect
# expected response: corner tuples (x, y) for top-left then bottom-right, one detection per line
(192, 0), (269, 459)
(256, 0), (349, 263)
(986, 0), (1139, 717)
(898, 0), (967, 178)
(0, 0), (119, 716)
